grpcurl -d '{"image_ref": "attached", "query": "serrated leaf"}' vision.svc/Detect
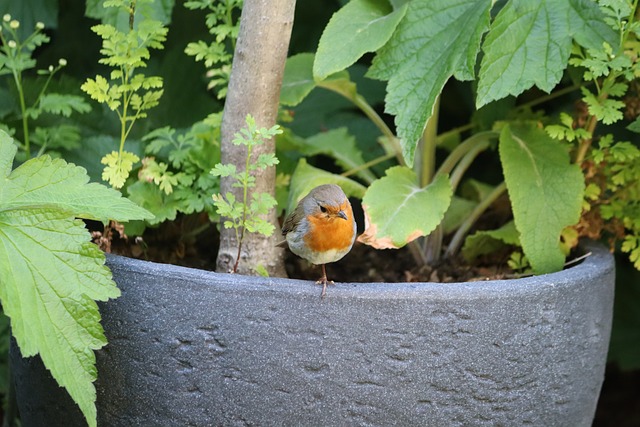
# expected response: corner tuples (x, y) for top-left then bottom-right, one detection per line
(477, 0), (572, 107)
(462, 220), (520, 262)
(210, 163), (236, 178)
(301, 128), (376, 184)
(287, 159), (366, 214)
(314, 0), (408, 80)
(0, 211), (108, 427)
(499, 123), (584, 274)
(357, 167), (452, 249)
(368, 0), (491, 166)
(568, 0), (618, 50)
(38, 93), (91, 117)
(0, 131), (150, 427)
(2, 155), (151, 222)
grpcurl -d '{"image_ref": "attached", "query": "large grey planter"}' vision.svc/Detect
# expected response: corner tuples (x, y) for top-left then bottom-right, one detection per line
(12, 241), (614, 426)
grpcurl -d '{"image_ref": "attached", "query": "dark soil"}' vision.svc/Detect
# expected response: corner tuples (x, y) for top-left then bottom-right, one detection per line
(100, 214), (524, 284)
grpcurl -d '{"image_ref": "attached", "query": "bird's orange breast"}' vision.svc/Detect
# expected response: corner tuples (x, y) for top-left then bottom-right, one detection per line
(303, 202), (355, 253)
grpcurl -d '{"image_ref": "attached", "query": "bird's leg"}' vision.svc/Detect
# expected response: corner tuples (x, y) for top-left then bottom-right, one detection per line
(316, 264), (335, 298)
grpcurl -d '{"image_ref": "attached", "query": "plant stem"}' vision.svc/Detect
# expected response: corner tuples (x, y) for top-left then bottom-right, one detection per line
(233, 135), (255, 273)
(445, 181), (507, 258)
(15, 73), (30, 159)
(319, 82), (405, 166)
(129, 0), (137, 30)
(414, 97), (441, 264)
(418, 96), (440, 187)
(352, 93), (405, 165)
(436, 131), (497, 178)
(340, 152), (395, 180)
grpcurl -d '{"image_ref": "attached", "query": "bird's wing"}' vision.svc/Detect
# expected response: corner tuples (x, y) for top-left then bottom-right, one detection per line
(281, 205), (304, 235)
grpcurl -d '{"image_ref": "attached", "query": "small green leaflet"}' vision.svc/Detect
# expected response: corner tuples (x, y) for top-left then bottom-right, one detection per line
(358, 167), (452, 249)
(0, 131), (152, 427)
(499, 123), (584, 274)
(462, 220), (520, 262)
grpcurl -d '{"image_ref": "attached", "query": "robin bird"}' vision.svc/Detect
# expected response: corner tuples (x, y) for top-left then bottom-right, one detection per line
(279, 184), (356, 297)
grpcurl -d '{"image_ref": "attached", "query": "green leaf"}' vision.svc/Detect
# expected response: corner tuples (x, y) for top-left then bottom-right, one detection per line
(628, 116), (640, 134)
(85, 0), (175, 28)
(280, 53), (353, 107)
(499, 123), (584, 274)
(301, 128), (376, 184)
(313, 0), (408, 80)
(100, 151), (140, 189)
(280, 53), (317, 107)
(287, 159), (366, 214)
(568, 0), (618, 50)
(210, 163), (237, 178)
(127, 180), (181, 224)
(37, 93), (91, 117)
(0, 131), (150, 427)
(581, 86), (625, 124)
(2, 158), (152, 223)
(477, 0), (572, 107)
(441, 196), (477, 235)
(368, 0), (491, 166)
(462, 221), (520, 262)
(357, 167), (452, 249)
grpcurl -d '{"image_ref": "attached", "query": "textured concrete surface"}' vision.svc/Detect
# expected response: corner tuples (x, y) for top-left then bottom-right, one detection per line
(12, 242), (614, 426)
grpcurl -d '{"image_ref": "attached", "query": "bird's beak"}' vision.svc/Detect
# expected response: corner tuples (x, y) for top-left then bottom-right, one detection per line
(337, 210), (348, 220)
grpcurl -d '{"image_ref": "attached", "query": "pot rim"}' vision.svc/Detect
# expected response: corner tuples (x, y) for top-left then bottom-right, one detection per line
(105, 240), (614, 301)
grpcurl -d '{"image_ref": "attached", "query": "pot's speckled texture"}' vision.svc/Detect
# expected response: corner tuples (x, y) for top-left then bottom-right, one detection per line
(12, 242), (614, 426)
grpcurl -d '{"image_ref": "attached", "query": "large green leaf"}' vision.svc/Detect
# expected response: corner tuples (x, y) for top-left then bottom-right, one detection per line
(476, 0), (613, 107)
(0, 131), (152, 427)
(499, 123), (584, 274)
(1, 152), (153, 222)
(313, 0), (407, 80)
(368, 0), (491, 166)
(358, 167), (452, 249)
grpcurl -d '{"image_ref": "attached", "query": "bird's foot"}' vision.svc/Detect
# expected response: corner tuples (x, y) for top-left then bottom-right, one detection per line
(316, 277), (335, 298)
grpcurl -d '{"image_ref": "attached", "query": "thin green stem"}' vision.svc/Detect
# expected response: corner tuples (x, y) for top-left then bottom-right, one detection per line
(445, 181), (507, 258)
(352, 93), (405, 165)
(449, 141), (491, 192)
(319, 82), (405, 166)
(233, 137), (254, 273)
(436, 132), (497, 178)
(14, 70), (30, 159)
(340, 152), (395, 181)
(226, 0), (236, 51)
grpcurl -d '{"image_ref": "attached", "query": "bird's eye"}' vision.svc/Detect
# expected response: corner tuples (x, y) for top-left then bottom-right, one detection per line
(319, 205), (327, 213)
